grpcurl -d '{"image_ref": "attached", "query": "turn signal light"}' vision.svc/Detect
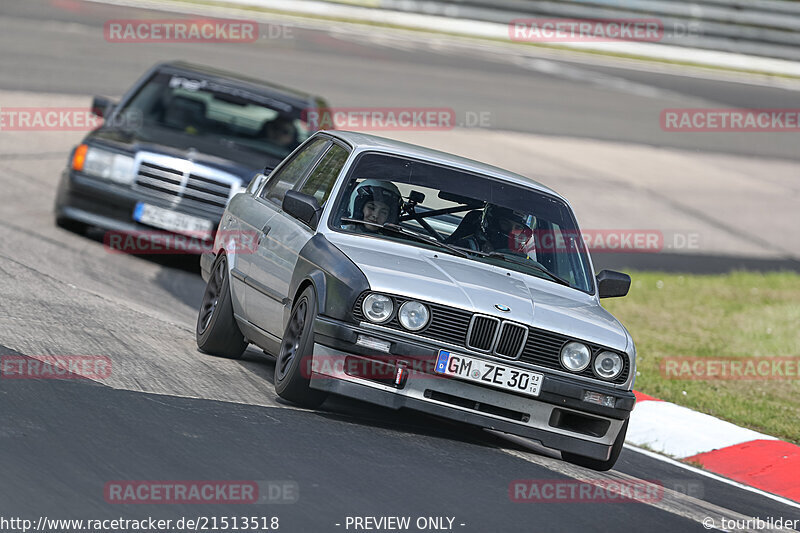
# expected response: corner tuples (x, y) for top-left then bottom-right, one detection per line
(583, 391), (616, 408)
(71, 144), (88, 171)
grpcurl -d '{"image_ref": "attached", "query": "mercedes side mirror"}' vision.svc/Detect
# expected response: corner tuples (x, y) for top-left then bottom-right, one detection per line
(91, 96), (117, 118)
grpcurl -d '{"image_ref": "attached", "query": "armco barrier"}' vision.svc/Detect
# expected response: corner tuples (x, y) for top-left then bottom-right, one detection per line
(340, 0), (800, 61)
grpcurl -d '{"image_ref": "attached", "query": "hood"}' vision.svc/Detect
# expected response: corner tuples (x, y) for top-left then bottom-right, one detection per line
(88, 125), (283, 175)
(329, 234), (628, 352)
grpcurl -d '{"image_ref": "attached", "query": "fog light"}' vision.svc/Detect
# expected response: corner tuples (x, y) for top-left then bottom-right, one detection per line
(583, 391), (616, 408)
(356, 335), (391, 353)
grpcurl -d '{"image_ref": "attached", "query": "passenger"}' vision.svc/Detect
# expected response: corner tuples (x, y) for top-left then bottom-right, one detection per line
(454, 204), (533, 254)
(346, 179), (403, 233)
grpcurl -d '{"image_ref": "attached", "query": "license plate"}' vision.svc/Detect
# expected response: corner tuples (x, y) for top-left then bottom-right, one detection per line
(133, 203), (213, 239)
(434, 350), (543, 398)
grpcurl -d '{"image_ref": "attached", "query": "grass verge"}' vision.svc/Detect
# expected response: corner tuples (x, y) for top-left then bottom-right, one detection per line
(603, 271), (800, 444)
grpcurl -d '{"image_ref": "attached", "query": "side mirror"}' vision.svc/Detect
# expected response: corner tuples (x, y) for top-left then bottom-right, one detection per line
(283, 190), (322, 230)
(247, 173), (268, 195)
(596, 270), (631, 298)
(91, 96), (117, 118)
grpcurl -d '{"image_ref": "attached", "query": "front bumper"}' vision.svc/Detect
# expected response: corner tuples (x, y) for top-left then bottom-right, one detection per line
(311, 316), (635, 461)
(54, 169), (223, 249)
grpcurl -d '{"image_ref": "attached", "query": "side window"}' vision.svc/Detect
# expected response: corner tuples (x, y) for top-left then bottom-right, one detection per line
(298, 144), (349, 206)
(260, 138), (328, 204)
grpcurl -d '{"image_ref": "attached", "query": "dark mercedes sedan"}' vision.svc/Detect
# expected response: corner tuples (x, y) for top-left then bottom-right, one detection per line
(54, 61), (329, 246)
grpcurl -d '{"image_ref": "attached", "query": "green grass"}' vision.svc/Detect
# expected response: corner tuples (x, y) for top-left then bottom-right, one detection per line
(603, 271), (800, 444)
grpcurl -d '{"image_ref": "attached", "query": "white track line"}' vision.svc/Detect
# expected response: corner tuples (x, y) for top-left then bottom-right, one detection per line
(497, 433), (800, 532)
(624, 443), (800, 511)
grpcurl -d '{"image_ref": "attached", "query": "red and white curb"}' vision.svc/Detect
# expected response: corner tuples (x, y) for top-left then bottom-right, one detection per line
(628, 391), (800, 502)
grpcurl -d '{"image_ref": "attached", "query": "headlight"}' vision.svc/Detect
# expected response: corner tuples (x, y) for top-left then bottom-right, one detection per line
(560, 341), (591, 372)
(593, 351), (623, 380)
(398, 301), (429, 331)
(81, 147), (135, 184)
(362, 293), (393, 323)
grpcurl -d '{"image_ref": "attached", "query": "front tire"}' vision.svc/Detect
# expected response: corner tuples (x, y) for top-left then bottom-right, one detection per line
(274, 285), (328, 408)
(561, 418), (629, 471)
(196, 253), (248, 359)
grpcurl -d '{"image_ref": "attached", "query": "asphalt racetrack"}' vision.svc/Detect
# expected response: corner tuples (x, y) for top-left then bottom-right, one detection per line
(1, 1), (799, 531)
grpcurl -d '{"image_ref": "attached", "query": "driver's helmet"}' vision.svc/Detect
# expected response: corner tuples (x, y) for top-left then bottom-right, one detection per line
(481, 204), (532, 251)
(349, 179), (403, 225)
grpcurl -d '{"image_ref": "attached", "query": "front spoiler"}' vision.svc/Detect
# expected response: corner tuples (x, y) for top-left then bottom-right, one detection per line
(310, 316), (635, 461)
(311, 374), (615, 460)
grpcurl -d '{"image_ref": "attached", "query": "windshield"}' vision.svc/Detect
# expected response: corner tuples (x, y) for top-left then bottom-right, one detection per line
(115, 71), (311, 159)
(331, 152), (594, 293)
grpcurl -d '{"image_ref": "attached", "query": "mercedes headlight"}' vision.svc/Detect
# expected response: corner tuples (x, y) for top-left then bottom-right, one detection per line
(362, 293), (393, 323)
(593, 351), (623, 380)
(560, 341), (591, 372)
(398, 301), (429, 331)
(82, 147), (135, 184)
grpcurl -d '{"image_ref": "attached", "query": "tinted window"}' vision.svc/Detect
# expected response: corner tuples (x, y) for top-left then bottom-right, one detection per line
(299, 144), (349, 206)
(261, 138), (328, 204)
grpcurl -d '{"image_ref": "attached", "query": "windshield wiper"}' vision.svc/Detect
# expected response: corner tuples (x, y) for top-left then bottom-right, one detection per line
(491, 252), (572, 287)
(454, 248), (572, 287)
(341, 218), (469, 258)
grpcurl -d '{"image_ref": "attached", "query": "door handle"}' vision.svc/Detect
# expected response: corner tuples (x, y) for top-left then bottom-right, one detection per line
(257, 224), (271, 246)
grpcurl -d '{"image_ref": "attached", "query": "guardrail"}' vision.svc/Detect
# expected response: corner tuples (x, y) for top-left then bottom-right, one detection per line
(361, 0), (800, 61)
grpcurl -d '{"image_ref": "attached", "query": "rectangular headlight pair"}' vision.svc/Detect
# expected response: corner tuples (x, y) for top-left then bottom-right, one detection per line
(81, 147), (135, 184)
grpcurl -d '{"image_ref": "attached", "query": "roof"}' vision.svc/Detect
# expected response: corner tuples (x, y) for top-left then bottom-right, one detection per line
(156, 61), (324, 109)
(325, 130), (564, 200)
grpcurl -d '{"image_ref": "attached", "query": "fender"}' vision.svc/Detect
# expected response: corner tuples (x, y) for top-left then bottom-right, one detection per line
(288, 233), (369, 323)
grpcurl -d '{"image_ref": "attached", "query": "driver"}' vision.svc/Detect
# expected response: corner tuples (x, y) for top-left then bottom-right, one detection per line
(455, 204), (534, 255)
(346, 179), (403, 232)
(261, 116), (299, 150)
